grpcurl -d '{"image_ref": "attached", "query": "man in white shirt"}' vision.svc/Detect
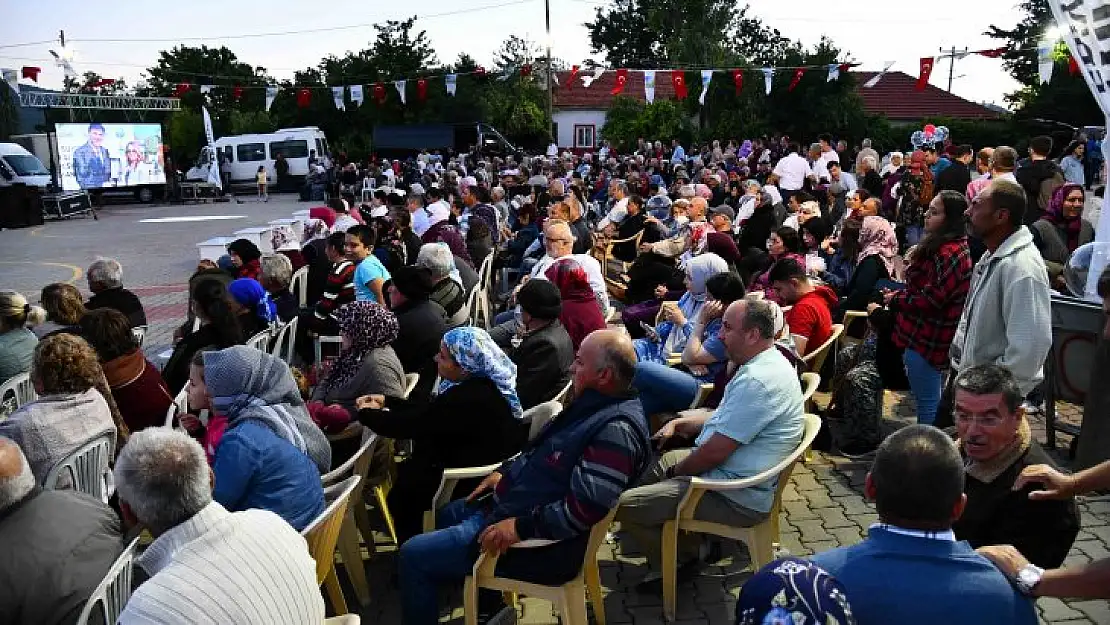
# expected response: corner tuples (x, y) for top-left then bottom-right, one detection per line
(116, 429), (324, 625)
(772, 143), (813, 195)
(530, 220), (609, 312)
(598, 180), (630, 231)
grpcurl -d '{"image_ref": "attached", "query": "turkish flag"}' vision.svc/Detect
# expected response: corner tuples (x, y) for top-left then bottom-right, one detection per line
(916, 57), (934, 91)
(21, 66), (41, 82)
(520, 64), (532, 77)
(296, 88), (311, 108)
(732, 69), (743, 95)
(89, 78), (116, 89)
(474, 66), (487, 78)
(611, 68), (628, 95)
(417, 78), (428, 102)
(565, 65), (580, 88)
(372, 82), (386, 104)
(671, 70), (687, 100)
(172, 82), (191, 98)
(232, 85), (244, 100)
(838, 63), (852, 75)
(976, 47), (1007, 59)
(1069, 55), (1081, 76)
(788, 68), (805, 92)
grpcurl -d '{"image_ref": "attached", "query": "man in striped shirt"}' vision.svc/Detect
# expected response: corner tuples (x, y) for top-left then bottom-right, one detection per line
(116, 429), (324, 625)
(399, 329), (652, 624)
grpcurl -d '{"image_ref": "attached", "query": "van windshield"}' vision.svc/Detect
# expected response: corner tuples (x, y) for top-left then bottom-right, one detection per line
(3, 154), (49, 176)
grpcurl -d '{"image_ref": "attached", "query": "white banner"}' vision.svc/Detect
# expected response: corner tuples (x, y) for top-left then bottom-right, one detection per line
(265, 86), (278, 111)
(1038, 42), (1055, 84)
(863, 61), (895, 88)
(699, 69), (713, 105)
(1048, 0), (1110, 299)
(199, 84), (213, 94)
(349, 84), (364, 107)
(643, 70), (655, 104)
(826, 63), (840, 82)
(1, 68), (17, 94)
(581, 67), (605, 88)
(761, 68), (774, 95)
(202, 107), (221, 190)
(446, 74), (457, 96)
(395, 80), (407, 105)
(332, 86), (345, 110)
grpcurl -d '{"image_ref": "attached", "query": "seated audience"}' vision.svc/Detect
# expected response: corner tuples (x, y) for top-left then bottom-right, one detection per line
(769, 258), (836, 357)
(618, 298), (804, 585)
(612, 194), (663, 262)
(85, 258), (147, 328)
(260, 254), (298, 322)
(1032, 183), (1094, 288)
(0, 333), (123, 482)
(0, 291), (42, 385)
(32, 283), (85, 339)
(815, 217), (859, 290)
(529, 219), (609, 311)
(545, 258), (607, 351)
(386, 265), (448, 399)
(348, 224), (391, 304)
(304, 231), (355, 338)
(951, 365), (1079, 568)
(226, 238), (263, 281)
(271, 224), (306, 272)
(810, 424), (1038, 625)
(309, 301), (405, 432)
(734, 558), (856, 625)
(357, 326), (528, 543)
(300, 218), (334, 306)
(115, 429), (324, 624)
(0, 437), (124, 625)
(227, 277), (278, 338)
(186, 346), (328, 530)
(80, 308), (173, 432)
(748, 227), (806, 303)
(499, 279), (574, 409)
(163, 278), (244, 394)
(417, 242), (466, 320)
(398, 329), (651, 622)
(633, 253), (730, 364)
(836, 215), (896, 321)
(331, 196), (361, 232)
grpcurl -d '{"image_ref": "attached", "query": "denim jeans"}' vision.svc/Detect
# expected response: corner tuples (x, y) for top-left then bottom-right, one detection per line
(632, 362), (700, 417)
(903, 349), (942, 425)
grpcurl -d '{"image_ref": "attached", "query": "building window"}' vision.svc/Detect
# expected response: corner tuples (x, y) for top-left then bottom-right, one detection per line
(574, 125), (596, 149)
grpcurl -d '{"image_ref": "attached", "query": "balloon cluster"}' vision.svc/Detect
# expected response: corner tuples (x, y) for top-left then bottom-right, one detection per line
(910, 124), (950, 149)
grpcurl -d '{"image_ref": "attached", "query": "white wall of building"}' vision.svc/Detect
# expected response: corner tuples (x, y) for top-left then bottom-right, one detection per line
(553, 109), (607, 149)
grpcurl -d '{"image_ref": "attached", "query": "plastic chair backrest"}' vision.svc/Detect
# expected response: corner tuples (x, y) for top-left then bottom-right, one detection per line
(75, 537), (140, 625)
(270, 317), (298, 364)
(166, 385), (189, 428)
(314, 335), (343, 367)
(477, 253), (495, 294)
(0, 372), (37, 418)
(801, 324), (843, 373)
(245, 329), (272, 351)
(800, 372), (820, 404)
(322, 429), (377, 486)
(403, 373), (420, 399)
(523, 400), (563, 442)
(769, 414), (823, 508)
(302, 475), (361, 585)
(553, 380), (573, 404)
(43, 430), (115, 503)
(291, 266), (309, 308)
(131, 326), (147, 348)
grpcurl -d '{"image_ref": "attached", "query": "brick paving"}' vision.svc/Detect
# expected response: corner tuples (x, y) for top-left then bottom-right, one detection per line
(2, 196), (1108, 624)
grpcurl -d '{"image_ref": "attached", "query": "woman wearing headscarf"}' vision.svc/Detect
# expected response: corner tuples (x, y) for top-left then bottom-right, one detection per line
(300, 218), (334, 307)
(633, 253), (730, 364)
(187, 345), (329, 530)
(227, 278), (278, 338)
(226, 238), (263, 281)
(734, 558), (856, 625)
(1032, 183), (1094, 287)
(356, 326), (527, 543)
(836, 215), (897, 322)
(308, 302), (405, 433)
(309, 205), (338, 229)
(546, 258), (607, 352)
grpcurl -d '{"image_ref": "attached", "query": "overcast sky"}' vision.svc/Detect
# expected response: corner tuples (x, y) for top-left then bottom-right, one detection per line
(2, 0), (1029, 106)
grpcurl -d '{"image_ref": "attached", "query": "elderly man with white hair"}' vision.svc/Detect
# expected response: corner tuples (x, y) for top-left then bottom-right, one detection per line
(529, 219), (608, 312)
(417, 242), (466, 319)
(116, 428), (324, 625)
(86, 257), (146, 328)
(0, 437), (124, 625)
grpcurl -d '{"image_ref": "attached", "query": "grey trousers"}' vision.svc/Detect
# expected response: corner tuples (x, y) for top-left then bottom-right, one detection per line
(615, 449), (768, 570)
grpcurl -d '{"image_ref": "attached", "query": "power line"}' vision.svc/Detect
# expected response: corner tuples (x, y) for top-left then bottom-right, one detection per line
(0, 39), (58, 50)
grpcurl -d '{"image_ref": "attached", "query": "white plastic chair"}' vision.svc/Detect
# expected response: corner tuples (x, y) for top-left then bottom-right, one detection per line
(553, 379), (574, 404)
(166, 385), (189, 428)
(800, 372), (821, 407)
(524, 399), (563, 442)
(131, 325), (147, 348)
(75, 537), (141, 625)
(291, 265), (309, 308)
(801, 324), (843, 374)
(43, 430), (115, 503)
(0, 372), (37, 418)
(303, 475), (363, 616)
(321, 430), (379, 607)
(314, 335), (344, 365)
(403, 373), (420, 399)
(324, 616), (361, 625)
(360, 177), (375, 203)
(245, 329), (272, 351)
(270, 317), (298, 364)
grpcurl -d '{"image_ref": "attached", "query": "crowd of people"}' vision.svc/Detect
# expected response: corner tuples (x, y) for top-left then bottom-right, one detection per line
(2, 127), (1110, 625)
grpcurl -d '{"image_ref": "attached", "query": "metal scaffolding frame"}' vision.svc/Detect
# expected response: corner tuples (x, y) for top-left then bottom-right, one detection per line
(18, 92), (181, 111)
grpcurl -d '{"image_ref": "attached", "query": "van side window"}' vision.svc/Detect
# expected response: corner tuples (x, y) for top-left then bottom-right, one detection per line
(270, 140), (309, 159)
(236, 143), (267, 162)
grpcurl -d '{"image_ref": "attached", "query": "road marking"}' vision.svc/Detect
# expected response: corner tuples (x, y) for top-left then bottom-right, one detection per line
(137, 215), (247, 224)
(0, 261), (84, 284)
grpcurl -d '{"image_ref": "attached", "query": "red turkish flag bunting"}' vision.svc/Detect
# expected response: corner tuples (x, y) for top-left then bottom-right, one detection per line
(88, 78), (116, 89)
(172, 82), (191, 98)
(916, 57), (934, 91)
(232, 85), (244, 100)
(732, 70), (743, 95)
(372, 83), (386, 104)
(611, 69), (629, 95)
(416, 79), (428, 102)
(671, 71), (688, 100)
(565, 65), (580, 88)
(1069, 55), (1081, 75)
(21, 66), (40, 82)
(520, 64), (532, 77)
(975, 47), (1007, 59)
(788, 68), (805, 92)
(838, 63), (852, 75)
(474, 66), (487, 77)
(296, 88), (311, 108)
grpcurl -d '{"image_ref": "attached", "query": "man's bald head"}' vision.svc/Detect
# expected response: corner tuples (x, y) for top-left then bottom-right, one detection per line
(0, 438), (35, 512)
(573, 329), (636, 394)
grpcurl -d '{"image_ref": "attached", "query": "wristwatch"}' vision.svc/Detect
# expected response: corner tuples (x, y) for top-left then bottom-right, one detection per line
(1015, 563), (1044, 596)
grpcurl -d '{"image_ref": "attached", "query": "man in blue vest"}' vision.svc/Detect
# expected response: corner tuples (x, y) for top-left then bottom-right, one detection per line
(397, 329), (652, 624)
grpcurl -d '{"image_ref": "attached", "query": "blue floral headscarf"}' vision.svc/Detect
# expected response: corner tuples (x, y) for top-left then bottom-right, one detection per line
(735, 558), (856, 625)
(438, 326), (523, 419)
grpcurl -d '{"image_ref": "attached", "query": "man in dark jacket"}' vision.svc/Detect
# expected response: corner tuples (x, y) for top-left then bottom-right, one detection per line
(386, 265), (448, 399)
(612, 194), (663, 263)
(506, 280), (574, 409)
(398, 329), (652, 623)
(936, 144), (974, 194)
(0, 437), (125, 625)
(1015, 136), (1065, 224)
(85, 258), (147, 328)
(951, 364), (1079, 568)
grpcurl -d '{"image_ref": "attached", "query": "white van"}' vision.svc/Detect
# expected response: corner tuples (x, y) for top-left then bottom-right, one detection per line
(189, 127), (330, 185)
(0, 142), (51, 189)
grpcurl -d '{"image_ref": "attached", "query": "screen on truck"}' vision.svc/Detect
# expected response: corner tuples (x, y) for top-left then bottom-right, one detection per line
(56, 123), (166, 191)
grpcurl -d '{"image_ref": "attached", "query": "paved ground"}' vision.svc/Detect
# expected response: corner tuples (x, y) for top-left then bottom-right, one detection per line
(3, 197), (1108, 624)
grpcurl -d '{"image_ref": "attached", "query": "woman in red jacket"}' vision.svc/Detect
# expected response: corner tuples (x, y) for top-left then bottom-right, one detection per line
(880, 190), (973, 425)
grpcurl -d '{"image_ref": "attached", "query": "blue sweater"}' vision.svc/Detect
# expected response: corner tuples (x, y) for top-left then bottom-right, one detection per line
(810, 527), (1037, 625)
(213, 420), (325, 531)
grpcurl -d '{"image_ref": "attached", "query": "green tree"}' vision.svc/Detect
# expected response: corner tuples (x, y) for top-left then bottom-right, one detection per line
(166, 109), (204, 162)
(600, 96), (693, 149)
(63, 71), (129, 95)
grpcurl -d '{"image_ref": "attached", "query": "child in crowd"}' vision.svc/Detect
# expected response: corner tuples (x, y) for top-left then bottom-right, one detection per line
(256, 165), (268, 202)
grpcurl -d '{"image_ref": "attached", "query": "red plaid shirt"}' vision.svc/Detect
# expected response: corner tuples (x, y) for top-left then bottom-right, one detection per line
(890, 239), (973, 368)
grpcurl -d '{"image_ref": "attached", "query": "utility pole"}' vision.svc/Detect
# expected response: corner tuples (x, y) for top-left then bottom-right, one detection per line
(545, 0), (554, 143)
(939, 46), (968, 92)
